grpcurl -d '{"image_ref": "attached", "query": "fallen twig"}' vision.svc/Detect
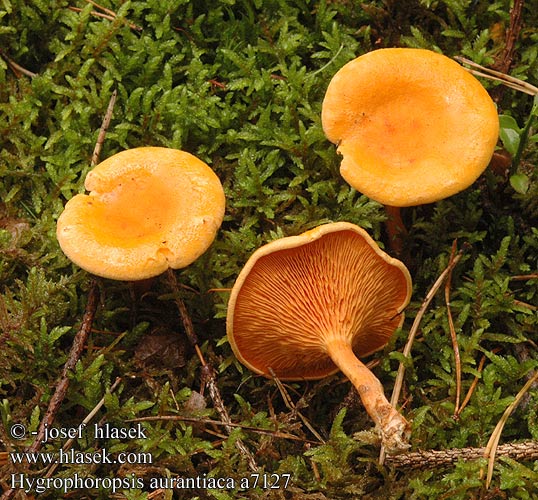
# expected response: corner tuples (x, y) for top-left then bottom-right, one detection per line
(1, 280), (100, 500)
(386, 440), (538, 470)
(29, 281), (99, 455)
(167, 269), (258, 472)
(510, 273), (538, 281)
(85, 0), (117, 17)
(68, 6), (116, 22)
(91, 89), (117, 167)
(492, 0), (525, 76)
(513, 299), (538, 311)
(128, 415), (319, 443)
(457, 0), (526, 103)
(0, 49), (37, 78)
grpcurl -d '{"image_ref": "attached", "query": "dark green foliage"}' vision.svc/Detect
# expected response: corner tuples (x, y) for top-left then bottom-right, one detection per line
(1, 0), (538, 498)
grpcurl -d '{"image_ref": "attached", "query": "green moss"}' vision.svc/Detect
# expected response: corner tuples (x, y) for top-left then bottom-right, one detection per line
(2, 0), (538, 498)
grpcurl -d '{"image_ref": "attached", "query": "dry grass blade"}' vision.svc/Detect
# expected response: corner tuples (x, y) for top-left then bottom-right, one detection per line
(454, 352), (487, 419)
(455, 56), (538, 96)
(43, 377), (122, 478)
(482, 371), (538, 488)
(445, 241), (462, 417)
(268, 368), (326, 444)
(67, 1), (142, 31)
(68, 6), (115, 22)
(513, 299), (538, 311)
(510, 273), (538, 281)
(0, 49), (37, 78)
(379, 242), (467, 464)
(85, 0), (117, 17)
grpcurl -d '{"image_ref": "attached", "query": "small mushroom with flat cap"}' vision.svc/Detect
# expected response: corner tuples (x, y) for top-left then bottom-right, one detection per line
(226, 221), (412, 454)
(57, 147), (225, 281)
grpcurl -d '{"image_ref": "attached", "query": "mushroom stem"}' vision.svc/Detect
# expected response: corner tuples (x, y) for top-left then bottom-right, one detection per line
(325, 338), (410, 454)
(384, 205), (407, 256)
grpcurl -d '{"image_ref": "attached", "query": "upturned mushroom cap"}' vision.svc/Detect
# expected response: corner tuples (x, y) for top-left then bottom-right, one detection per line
(226, 221), (412, 380)
(321, 48), (499, 207)
(57, 147), (225, 281)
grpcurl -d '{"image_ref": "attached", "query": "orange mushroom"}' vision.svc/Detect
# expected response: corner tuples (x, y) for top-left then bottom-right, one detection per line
(57, 147), (225, 281)
(321, 48), (499, 251)
(226, 222), (412, 454)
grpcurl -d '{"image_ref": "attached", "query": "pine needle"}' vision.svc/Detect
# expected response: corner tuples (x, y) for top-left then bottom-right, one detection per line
(482, 371), (538, 488)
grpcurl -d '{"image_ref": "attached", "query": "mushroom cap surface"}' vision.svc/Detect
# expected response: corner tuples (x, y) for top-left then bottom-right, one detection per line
(321, 48), (499, 207)
(226, 222), (412, 380)
(57, 147), (225, 280)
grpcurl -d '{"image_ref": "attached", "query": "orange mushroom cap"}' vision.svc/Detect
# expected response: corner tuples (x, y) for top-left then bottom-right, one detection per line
(57, 147), (225, 281)
(227, 222), (413, 453)
(227, 221), (412, 379)
(322, 48), (499, 207)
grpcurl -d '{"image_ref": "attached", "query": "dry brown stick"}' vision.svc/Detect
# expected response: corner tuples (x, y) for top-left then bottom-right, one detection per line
(0, 281), (99, 500)
(85, 0), (117, 17)
(485, 0), (524, 103)
(166, 269), (258, 472)
(43, 376), (122, 478)
(513, 299), (538, 311)
(493, 0), (525, 76)
(67, 2), (142, 31)
(491, 0), (525, 103)
(91, 89), (117, 167)
(0, 49), (37, 78)
(147, 490), (167, 500)
(444, 241), (462, 417)
(127, 415), (319, 443)
(510, 273), (538, 281)
(68, 6), (115, 21)
(29, 281), (99, 454)
(379, 242), (468, 464)
(385, 440), (538, 470)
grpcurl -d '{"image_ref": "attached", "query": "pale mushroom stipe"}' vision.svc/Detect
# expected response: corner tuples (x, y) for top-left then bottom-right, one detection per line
(322, 48), (499, 251)
(57, 147), (225, 281)
(226, 222), (413, 454)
